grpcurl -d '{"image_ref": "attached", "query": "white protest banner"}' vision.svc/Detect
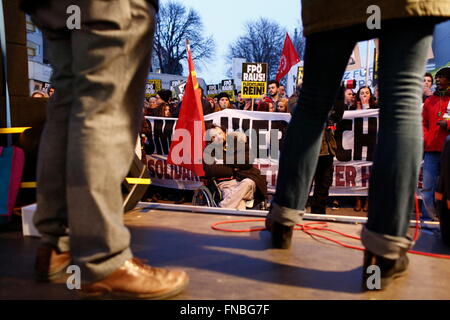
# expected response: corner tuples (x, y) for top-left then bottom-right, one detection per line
(142, 109), (423, 196)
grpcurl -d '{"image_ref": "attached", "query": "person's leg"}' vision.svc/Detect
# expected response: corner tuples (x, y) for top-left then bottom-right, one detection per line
(219, 179), (256, 209)
(362, 19), (437, 259)
(64, 0), (156, 282)
(31, 11), (73, 255)
(268, 30), (357, 226)
(311, 155), (334, 214)
(421, 152), (441, 220)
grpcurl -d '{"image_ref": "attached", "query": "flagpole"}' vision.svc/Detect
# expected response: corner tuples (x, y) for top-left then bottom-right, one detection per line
(365, 40), (370, 88)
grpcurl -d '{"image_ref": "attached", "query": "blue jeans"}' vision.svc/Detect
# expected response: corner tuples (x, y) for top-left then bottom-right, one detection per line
(268, 18), (437, 259)
(422, 152), (441, 220)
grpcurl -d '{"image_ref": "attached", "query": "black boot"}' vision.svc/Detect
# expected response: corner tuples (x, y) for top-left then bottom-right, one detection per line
(266, 219), (293, 249)
(362, 250), (409, 291)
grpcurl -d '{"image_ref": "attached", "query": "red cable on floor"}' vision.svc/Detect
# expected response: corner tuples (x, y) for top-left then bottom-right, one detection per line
(211, 195), (450, 260)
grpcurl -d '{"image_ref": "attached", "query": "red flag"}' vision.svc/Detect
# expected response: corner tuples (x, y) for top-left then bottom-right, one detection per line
(276, 33), (300, 82)
(167, 41), (205, 177)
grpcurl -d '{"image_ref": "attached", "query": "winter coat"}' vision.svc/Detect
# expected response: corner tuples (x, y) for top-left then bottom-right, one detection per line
(204, 132), (268, 201)
(302, 0), (450, 36)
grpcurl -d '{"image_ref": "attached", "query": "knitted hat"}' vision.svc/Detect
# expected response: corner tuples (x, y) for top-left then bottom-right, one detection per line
(216, 92), (230, 101)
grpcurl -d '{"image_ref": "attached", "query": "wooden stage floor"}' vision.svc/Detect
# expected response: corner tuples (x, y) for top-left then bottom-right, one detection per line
(1, 206), (450, 300)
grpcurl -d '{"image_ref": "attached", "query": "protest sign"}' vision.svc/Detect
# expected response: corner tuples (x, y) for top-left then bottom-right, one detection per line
(220, 79), (236, 101)
(241, 63), (268, 99)
(145, 79), (162, 98)
(297, 66), (304, 86)
(172, 81), (187, 100)
(206, 84), (220, 98)
(170, 80), (184, 90)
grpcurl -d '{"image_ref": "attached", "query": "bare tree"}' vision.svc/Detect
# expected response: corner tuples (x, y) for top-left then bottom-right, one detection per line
(292, 27), (306, 61)
(227, 18), (286, 80)
(152, 1), (215, 75)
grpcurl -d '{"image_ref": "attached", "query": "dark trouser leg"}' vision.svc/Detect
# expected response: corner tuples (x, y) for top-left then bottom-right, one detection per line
(311, 155), (335, 214)
(268, 30), (356, 226)
(362, 20), (436, 259)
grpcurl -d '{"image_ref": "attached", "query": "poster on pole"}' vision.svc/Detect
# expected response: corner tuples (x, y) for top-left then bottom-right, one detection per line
(241, 63), (268, 99)
(170, 80), (184, 90)
(145, 79), (162, 98)
(173, 81), (187, 100)
(220, 79), (236, 101)
(232, 58), (246, 91)
(206, 84), (220, 98)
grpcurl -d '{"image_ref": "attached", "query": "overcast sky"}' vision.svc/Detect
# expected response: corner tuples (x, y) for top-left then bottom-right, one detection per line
(159, 0), (302, 85)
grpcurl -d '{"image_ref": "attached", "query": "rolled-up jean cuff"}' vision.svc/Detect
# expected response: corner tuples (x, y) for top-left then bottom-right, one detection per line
(267, 202), (305, 227)
(361, 227), (414, 260)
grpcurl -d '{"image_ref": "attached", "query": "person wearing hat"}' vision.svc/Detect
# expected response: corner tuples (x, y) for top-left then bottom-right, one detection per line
(216, 92), (235, 111)
(421, 67), (450, 220)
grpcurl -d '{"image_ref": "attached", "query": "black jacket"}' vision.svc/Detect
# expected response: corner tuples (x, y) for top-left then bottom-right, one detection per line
(204, 135), (267, 202)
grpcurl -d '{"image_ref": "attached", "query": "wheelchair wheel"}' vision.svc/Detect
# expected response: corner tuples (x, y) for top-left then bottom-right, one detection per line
(192, 186), (215, 207)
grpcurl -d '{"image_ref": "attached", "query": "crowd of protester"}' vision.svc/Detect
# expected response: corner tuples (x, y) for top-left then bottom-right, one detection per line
(129, 68), (450, 218)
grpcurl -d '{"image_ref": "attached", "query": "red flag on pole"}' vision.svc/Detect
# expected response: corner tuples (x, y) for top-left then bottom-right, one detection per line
(275, 33), (300, 82)
(167, 40), (205, 177)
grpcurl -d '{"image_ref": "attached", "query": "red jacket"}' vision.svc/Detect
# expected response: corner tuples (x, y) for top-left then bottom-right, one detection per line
(422, 92), (450, 152)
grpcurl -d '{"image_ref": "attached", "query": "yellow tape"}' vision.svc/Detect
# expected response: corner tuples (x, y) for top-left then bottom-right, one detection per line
(20, 178), (151, 189)
(125, 178), (152, 185)
(20, 182), (37, 188)
(0, 127), (31, 134)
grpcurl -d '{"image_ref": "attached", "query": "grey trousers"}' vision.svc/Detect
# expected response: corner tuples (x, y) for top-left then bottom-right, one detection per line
(31, 0), (156, 282)
(218, 179), (256, 210)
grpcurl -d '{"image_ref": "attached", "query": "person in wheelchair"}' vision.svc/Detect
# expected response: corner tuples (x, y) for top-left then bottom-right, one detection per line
(203, 124), (267, 210)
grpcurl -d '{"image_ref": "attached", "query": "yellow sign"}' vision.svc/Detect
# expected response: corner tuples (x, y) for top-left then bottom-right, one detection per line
(145, 79), (162, 98)
(241, 82), (266, 98)
(297, 67), (304, 86)
(241, 63), (268, 99)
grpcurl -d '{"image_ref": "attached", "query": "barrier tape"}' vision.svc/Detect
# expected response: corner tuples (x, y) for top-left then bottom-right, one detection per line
(0, 127), (31, 134)
(20, 178), (152, 189)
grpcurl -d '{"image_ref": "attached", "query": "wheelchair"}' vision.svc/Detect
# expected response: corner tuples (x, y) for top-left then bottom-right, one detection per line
(192, 177), (268, 210)
(192, 177), (223, 207)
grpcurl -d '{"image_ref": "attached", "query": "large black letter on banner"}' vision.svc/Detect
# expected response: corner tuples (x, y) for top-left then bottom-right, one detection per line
(271, 120), (289, 160)
(334, 119), (353, 162)
(354, 117), (377, 161)
(153, 119), (172, 155)
(252, 120), (270, 159)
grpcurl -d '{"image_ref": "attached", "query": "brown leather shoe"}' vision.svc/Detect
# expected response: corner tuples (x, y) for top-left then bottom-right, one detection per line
(35, 245), (71, 283)
(81, 258), (189, 300)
